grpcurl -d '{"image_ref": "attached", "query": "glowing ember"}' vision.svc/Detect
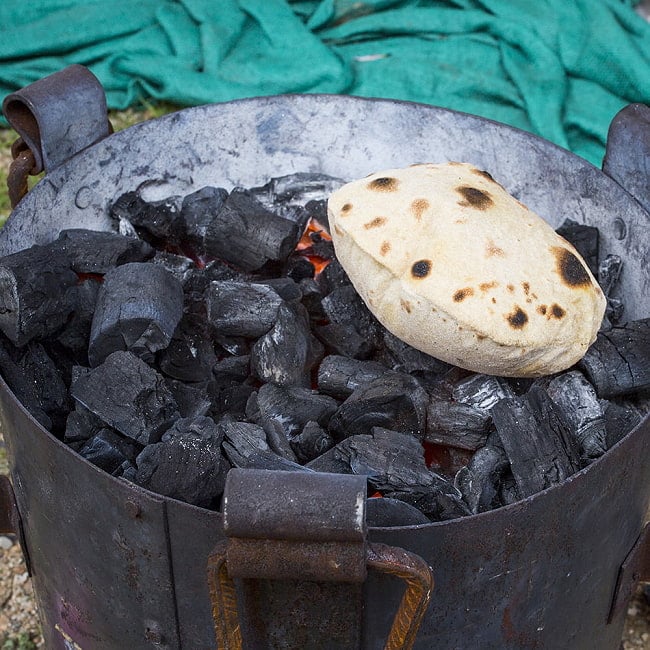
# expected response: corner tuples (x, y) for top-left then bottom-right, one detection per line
(296, 218), (332, 276)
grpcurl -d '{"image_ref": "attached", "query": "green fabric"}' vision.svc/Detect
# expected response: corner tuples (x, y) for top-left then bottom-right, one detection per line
(1, 0), (649, 165)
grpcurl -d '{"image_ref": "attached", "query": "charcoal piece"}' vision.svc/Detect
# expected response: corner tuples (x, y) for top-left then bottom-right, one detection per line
(64, 404), (107, 444)
(251, 302), (323, 388)
(601, 399), (642, 448)
(315, 323), (374, 359)
(308, 232), (335, 260)
(158, 316), (217, 383)
(205, 281), (283, 338)
(88, 262), (184, 366)
(71, 351), (179, 445)
(202, 259), (251, 284)
(213, 335), (250, 357)
(115, 459), (136, 479)
(577, 319), (650, 398)
(498, 472), (521, 507)
(423, 442), (475, 480)
(598, 254), (623, 297)
(286, 256), (315, 282)
(207, 381), (255, 420)
(53, 229), (155, 274)
(260, 418), (299, 463)
(203, 189), (302, 271)
(317, 355), (387, 400)
(605, 297), (625, 325)
(110, 191), (180, 244)
(491, 385), (583, 498)
(425, 400), (491, 451)
(304, 199), (329, 228)
(316, 259), (351, 294)
(175, 186), (229, 253)
(213, 355), (251, 382)
(152, 251), (195, 285)
(546, 371), (607, 461)
(555, 219), (599, 276)
(134, 416), (228, 508)
(451, 374), (516, 411)
(0, 243), (78, 346)
(328, 371), (428, 441)
(455, 444), (510, 514)
(79, 429), (141, 474)
(219, 420), (270, 467)
(252, 173), (345, 208)
(381, 331), (451, 376)
(257, 278), (302, 303)
(16, 342), (70, 433)
(240, 449), (313, 473)
(164, 379), (211, 419)
(291, 421), (334, 463)
(299, 278), (326, 320)
(55, 279), (101, 360)
(366, 497), (431, 527)
(321, 285), (380, 340)
(253, 383), (338, 440)
(0, 341), (50, 429)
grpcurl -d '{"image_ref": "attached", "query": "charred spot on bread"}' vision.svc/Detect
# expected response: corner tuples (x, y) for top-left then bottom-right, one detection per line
(411, 260), (431, 278)
(456, 186), (494, 210)
(473, 169), (495, 181)
(363, 216), (387, 229)
(411, 198), (430, 220)
(550, 304), (565, 319)
(507, 306), (528, 329)
(369, 177), (399, 192)
(380, 241), (391, 256)
(341, 203), (353, 214)
(453, 287), (474, 302)
(552, 247), (591, 288)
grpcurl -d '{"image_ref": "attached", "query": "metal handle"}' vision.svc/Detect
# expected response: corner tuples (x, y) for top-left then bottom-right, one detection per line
(2, 64), (112, 208)
(207, 539), (433, 650)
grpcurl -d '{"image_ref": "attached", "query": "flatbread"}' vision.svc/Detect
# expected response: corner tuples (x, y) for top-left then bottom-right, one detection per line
(327, 162), (606, 377)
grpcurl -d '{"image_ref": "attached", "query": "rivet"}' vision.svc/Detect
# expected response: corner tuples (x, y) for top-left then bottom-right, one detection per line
(612, 218), (627, 240)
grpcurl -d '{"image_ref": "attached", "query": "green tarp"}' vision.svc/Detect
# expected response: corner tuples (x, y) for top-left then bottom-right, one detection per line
(1, 0), (649, 165)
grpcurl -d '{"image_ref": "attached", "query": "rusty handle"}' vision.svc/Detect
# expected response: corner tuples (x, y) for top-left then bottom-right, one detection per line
(207, 539), (433, 650)
(2, 64), (112, 209)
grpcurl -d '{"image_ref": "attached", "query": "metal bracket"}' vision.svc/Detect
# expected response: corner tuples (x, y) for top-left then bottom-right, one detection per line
(207, 469), (433, 650)
(608, 523), (650, 623)
(602, 103), (650, 214)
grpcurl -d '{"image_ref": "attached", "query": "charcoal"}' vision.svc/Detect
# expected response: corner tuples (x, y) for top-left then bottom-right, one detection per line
(205, 281), (283, 338)
(546, 371), (607, 461)
(577, 319), (650, 398)
(110, 191), (181, 244)
(202, 189), (302, 271)
(55, 279), (101, 360)
(366, 497), (431, 527)
(253, 383), (338, 440)
(381, 331), (451, 375)
(317, 355), (387, 399)
(239, 448), (313, 473)
(257, 278), (302, 303)
(452, 374), (516, 411)
(498, 472), (522, 506)
(251, 302), (323, 387)
(79, 429), (141, 474)
(207, 381), (255, 421)
(71, 351), (179, 445)
(291, 421), (335, 463)
(423, 442), (474, 480)
(157, 316), (217, 383)
(304, 199), (329, 229)
(53, 229), (155, 274)
(455, 443), (509, 514)
(259, 418), (299, 462)
(491, 385), (583, 498)
(316, 258), (351, 294)
(213, 355), (251, 382)
(164, 379), (211, 419)
(64, 404), (107, 444)
(425, 400), (491, 451)
(315, 322), (374, 359)
(219, 420), (270, 467)
(286, 256), (315, 282)
(252, 173), (345, 208)
(0, 340), (50, 428)
(598, 254), (623, 297)
(151, 251), (195, 285)
(602, 399), (642, 448)
(555, 219), (599, 276)
(321, 285), (380, 344)
(115, 459), (137, 479)
(16, 342), (70, 433)
(299, 278), (326, 320)
(88, 262), (184, 366)
(328, 371), (428, 441)
(175, 186), (229, 253)
(308, 232), (335, 260)
(213, 334), (250, 357)
(0, 243), (78, 346)
(134, 416), (228, 508)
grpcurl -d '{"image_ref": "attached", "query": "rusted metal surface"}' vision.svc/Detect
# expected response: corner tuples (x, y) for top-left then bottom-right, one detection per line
(608, 524), (650, 623)
(6, 143), (36, 209)
(0, 475), (18, 536)
(0, 71), (648, 647)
